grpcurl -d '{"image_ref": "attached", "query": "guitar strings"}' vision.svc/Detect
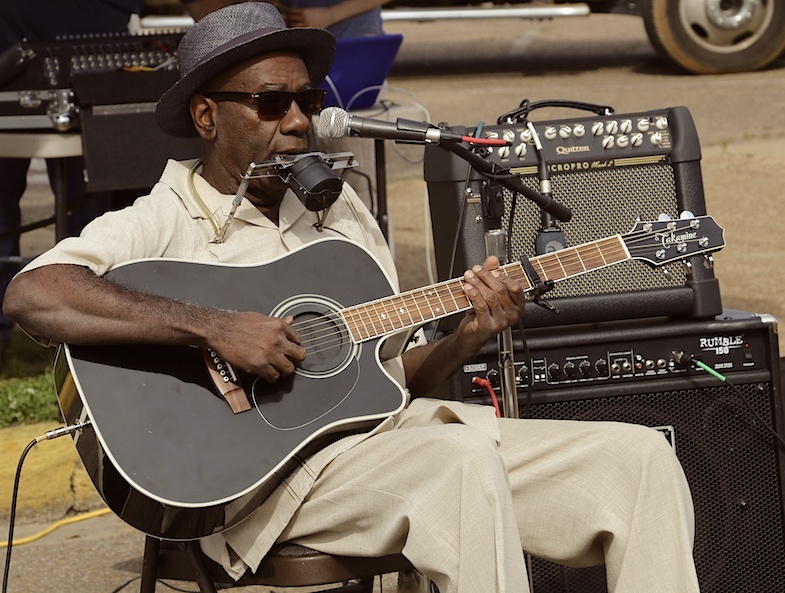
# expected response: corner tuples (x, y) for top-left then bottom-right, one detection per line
(289, 226), (713, 358)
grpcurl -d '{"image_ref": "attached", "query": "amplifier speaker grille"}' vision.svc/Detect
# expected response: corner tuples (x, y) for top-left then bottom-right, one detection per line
(502, 163), (684, 298)
(525, 380), (785, 593)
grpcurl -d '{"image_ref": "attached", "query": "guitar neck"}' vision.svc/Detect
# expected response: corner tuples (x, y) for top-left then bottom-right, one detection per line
(342, 234), (629, 342)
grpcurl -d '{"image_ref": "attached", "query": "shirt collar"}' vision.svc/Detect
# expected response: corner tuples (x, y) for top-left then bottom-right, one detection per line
(163, 159), (311, 231)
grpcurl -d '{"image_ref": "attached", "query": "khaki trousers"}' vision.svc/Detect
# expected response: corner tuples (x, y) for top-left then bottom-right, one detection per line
(277, 412), (700, 593)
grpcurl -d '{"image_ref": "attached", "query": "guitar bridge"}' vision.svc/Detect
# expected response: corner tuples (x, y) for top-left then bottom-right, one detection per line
(202, 347), (251, 414)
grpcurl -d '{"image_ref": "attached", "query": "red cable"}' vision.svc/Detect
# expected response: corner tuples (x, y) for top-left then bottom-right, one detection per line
(472, 376), (501, 418)
(461, 136), (509, 146)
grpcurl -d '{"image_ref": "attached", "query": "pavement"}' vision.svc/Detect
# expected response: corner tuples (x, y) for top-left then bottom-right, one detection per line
(2, 12), (785, 593)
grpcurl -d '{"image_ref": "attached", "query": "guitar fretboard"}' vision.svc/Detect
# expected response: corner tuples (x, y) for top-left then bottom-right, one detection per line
(341, 235), (629, 342)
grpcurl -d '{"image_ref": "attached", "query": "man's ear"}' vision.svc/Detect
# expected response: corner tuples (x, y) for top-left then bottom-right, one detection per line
(190, 95), (216, 140)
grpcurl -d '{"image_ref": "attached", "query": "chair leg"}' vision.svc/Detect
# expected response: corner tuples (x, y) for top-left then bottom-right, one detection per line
(139, 536), (160, 593)
(184, 541), (221, 593)
(140, 536), (220, 593)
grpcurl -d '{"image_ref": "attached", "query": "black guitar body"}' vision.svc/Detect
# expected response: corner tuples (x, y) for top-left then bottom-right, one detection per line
(55, 239), (407, 539)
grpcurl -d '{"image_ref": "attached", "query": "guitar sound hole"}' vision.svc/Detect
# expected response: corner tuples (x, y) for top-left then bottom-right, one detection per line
(271, 295), (358, 378)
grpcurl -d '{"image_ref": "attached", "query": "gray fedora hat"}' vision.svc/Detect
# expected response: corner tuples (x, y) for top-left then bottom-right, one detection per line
(156, 2), (335, 137)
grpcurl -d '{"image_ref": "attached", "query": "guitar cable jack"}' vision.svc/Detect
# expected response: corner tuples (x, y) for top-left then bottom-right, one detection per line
(36, 419), (92, 442)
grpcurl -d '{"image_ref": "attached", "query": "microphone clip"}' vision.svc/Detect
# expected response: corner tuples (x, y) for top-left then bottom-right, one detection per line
(243, 151), (357, 180)
(244, 151), (358, 213)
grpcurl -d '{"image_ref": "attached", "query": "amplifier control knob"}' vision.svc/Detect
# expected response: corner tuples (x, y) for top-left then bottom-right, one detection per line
(655, 116), (669, 130)
(497, 146), (511, 159)
(591, 122), (604, 136)
(606, 120), (619, 134)
(547, 363), (561, 380)
(517, 364), (530, 384)
(564, 361), (577, 377)
(630, 133), (644, 147)
(559, 125), (571, 139)
(502, 130), (516, 143)
(595, 358), (608, 374)
(637, 118), (651, 132)
(620, 119), (633, 133)
(602, 135), (615, 149)
(520, 128), (534, 144)
(573, 123), (586, 137)
(514, 143), (528, 158)
(544, 126), (557, 140)
(579, 360), (592, 376)
(486, 368), (500, 388)
(651, 131), (664, 146)
(617, 135), (630, 148)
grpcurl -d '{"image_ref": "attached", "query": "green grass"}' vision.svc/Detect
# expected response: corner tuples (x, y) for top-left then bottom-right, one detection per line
(0, 327), (59, 428)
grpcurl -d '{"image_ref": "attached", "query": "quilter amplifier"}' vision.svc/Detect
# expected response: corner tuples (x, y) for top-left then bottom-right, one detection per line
(424, 104), (722, 330)
(449, 309), (785, 593)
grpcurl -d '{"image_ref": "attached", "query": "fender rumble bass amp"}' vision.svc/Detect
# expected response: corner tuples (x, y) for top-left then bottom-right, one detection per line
(450, 309), (785, 593)
(424, 105), (722, 329)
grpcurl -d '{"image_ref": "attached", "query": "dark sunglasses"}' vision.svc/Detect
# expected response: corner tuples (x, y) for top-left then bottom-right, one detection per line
(201, 89), (327, 119)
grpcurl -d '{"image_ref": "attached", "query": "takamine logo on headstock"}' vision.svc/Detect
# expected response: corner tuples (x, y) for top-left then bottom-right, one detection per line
(624, 214), (725, 266)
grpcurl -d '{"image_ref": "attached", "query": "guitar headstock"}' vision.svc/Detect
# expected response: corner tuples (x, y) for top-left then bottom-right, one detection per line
(623, 215), (725, 266)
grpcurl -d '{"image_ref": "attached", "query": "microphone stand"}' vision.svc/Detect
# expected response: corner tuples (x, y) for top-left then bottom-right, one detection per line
(436, 139), (571, 419)
(485, 227), (519, 419)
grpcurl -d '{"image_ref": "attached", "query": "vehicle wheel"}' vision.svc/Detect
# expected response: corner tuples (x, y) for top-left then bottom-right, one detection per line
(641, 0), (785, 73)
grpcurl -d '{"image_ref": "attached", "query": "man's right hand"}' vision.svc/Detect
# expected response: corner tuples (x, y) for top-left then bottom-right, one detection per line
(205, 312), (306, 383)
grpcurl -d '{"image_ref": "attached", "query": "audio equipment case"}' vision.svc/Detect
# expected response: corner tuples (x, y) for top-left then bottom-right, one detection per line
(0, 32), (200, 192)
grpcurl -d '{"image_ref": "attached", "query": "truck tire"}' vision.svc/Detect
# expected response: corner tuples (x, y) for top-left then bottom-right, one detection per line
(641, 0), (785, 73)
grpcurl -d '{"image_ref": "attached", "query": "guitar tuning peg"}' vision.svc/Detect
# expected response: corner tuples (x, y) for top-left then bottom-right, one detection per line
(657, 213), (672, 221)
(703, 254), (715, 270)
(680, 210), (695, 219)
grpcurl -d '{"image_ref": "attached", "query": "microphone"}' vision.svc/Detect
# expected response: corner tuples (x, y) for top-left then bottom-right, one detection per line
(317, 107), (509, 146)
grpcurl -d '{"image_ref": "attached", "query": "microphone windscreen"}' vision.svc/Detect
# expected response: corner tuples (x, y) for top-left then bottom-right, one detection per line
(318, 106), (349, 139)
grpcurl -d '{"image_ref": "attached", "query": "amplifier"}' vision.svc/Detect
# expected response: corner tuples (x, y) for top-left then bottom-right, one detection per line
(449, 309), (785, 593)
(0, 31), (184, 131)
(424, 105), (722, 329)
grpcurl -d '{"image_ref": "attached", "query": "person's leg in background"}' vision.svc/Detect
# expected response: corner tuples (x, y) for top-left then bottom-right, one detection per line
(47, 156), (113, 236)
(0, 157), (31, 365)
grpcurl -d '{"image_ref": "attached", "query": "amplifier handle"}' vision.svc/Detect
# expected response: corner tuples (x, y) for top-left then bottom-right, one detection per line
(497, 98), (615, 124)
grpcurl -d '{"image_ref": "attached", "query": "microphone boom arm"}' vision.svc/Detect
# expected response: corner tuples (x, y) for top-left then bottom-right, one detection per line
(439, 141), (572, 223)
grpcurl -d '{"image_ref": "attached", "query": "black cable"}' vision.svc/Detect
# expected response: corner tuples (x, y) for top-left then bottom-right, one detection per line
(107, 576), (140, 593)
(516, 319), (533, 419)
(692, 357), (785, 451)
(2, 438), (39, 593)
(427, 160), (474, 344)
(158, 579), (207, 592)
(346, 167), (376, 214)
